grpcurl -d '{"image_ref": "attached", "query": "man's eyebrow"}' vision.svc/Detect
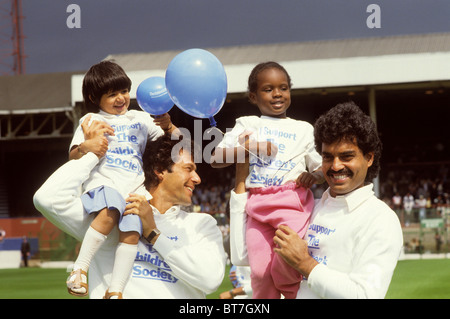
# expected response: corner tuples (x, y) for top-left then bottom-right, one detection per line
(339, 150), (357, 156)
(322, 150), (356, 156)
(184, 162), (197, 170)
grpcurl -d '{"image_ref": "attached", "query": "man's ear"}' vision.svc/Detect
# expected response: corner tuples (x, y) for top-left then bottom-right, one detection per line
(365, 152), (374, 167)
(154, 170), (164, 181)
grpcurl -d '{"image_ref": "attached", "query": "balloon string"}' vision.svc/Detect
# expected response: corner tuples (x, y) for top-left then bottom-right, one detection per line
(207, 126), (309, 182)
(206, 126), (270, 166)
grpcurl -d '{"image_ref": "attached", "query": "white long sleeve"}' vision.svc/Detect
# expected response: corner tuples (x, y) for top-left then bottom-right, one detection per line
(33, 153), (100, 241)
(154, 212), (226, 294)
(33, 154), (226, 298)
(229, 189), (249, 266)
(217, 116), (322, 189)
(298, 184), (403, 299)
(306, 211), (402, 299)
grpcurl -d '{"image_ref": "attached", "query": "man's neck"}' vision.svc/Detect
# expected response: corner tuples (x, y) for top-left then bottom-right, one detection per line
(148, 187), (173, 214)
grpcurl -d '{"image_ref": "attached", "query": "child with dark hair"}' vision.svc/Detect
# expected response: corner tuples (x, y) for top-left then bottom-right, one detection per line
(211, 61), (324, 299)
(66, 60), (177, 298)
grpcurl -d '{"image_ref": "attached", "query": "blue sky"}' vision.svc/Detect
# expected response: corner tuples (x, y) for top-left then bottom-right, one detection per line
(7, 0), (450, 74)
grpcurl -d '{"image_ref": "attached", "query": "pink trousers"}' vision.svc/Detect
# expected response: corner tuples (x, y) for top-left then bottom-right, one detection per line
(246, 182), (313, 299)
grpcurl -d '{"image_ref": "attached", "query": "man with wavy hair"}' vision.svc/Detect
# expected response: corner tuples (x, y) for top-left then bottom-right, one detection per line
(273, 101), (403, 298)
(34, 132), (226, 298)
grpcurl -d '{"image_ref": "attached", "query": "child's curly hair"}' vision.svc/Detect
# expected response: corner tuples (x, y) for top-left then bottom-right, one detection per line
(247, 61), (292, 94)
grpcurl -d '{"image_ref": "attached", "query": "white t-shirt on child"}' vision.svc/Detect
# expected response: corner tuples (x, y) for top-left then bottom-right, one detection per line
(70, 110), (164, 197)
(217, 115), (322, 189)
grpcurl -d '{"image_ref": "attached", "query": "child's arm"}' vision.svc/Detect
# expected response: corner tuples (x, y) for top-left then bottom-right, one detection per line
(153, 112), (178, 135)
(69, 116), (114, 160)
(210, 146), (246, 168)
(211, 131), (277, 168)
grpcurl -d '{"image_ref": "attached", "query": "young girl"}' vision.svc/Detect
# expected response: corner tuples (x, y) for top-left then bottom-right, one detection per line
(211, 62), (324, 299)
(66, 60), (176, 299)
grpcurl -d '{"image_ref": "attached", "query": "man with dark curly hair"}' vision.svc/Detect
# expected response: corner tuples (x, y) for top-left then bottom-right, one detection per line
(34, 132), (226, 298)
(272, 101), (403, 298)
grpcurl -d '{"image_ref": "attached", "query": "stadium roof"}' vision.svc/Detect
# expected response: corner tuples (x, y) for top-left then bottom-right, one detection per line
(0, 72), (75, 115)
(94, 31), (450, 102)
(1, 32), (450, 113)
(104, 32), (450, 71)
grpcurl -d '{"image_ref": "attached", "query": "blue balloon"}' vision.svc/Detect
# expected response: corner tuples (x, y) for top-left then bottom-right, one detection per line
(136, 76), (173, 116)
(165, 49), (227, 126)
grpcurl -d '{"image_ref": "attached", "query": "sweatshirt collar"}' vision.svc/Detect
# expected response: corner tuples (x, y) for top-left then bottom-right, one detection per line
(151, 205), (181, 216)
(98, 109), (131, 119)
(260, 115), (290, 121)
(320, 183), (374, 212)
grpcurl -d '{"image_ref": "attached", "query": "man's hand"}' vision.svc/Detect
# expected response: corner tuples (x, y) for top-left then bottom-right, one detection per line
(79, 115), (115, 158)
(124, 194), (157, 240)
(273, 225), (318, 278)
(81, 115), (115, 140)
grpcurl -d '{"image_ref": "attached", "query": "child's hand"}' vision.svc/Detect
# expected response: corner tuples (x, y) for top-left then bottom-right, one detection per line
(247, 140), (277, 159)
(296, 171), (320, 189)
(153, 113), (174, 133)
(238, 131), (278, 158)
(238, 131), (254, 146)
(237, 131), (254, 160)
(258, 140), (277, 158)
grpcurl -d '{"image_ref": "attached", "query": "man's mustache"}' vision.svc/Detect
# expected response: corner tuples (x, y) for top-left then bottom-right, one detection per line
(326, 169), (353, 177)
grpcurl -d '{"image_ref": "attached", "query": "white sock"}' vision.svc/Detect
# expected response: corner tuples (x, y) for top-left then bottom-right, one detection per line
(74, 226), (107, 272)
(108, 242), (138, 294)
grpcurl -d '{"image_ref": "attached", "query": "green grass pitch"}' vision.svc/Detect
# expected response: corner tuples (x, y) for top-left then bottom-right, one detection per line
(0, 260), (449, 299)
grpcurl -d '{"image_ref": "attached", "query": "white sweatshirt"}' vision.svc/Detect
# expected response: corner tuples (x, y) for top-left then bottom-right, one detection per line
(217, 116), (322, 188)
(33, 153), (226, 299)
(70, 110), (164, 197)
(229, 184), (403, 299)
